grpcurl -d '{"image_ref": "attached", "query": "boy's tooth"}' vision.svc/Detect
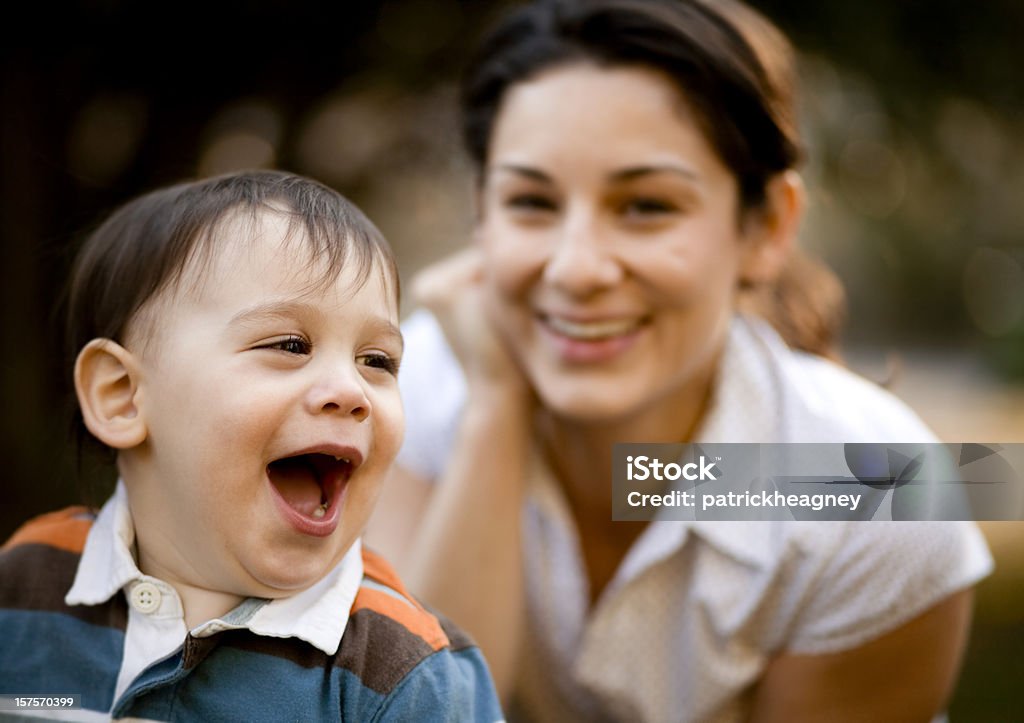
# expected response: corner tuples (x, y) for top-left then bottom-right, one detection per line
(313, 505), (326, 518)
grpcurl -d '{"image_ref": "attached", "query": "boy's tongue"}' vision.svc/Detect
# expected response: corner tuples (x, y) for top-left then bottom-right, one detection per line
(268, 457), (323, 516)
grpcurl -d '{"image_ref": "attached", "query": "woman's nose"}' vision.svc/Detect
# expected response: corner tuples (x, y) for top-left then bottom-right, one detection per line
(542, 212), (623, 297)
(305, 367), (371, 422)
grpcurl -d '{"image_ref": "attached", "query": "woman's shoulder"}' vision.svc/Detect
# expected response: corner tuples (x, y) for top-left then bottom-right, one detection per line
(778, 519), (991, 654)
(791, 352), (936, 442)
(682, 517), (992, 656)
(737, 316), (938, 443)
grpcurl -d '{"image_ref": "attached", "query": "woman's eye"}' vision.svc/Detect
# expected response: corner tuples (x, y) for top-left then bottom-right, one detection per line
(505, 193), (558, 212)
(621, 197), (678, 218)
(360, 353), (400, 376)
(262, 336), (312, 355)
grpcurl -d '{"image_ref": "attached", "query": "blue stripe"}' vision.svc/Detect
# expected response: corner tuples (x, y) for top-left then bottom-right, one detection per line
(122, 645), (388, 722)
(376, 646), (504, 722)
(0, 609), (122, 713)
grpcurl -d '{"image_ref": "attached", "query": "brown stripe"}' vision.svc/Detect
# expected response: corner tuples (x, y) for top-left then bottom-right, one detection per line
(429, 607), (479, 653)
(335, 607), (438, 694)
(0, 543), (128, 630)
(1, 507), (94, 554)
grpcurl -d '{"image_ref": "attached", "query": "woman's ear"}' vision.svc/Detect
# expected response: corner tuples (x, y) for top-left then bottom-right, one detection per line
(472, 177), (487, 228)
(74, 338), (147, 450)
(739, 170), (805, 286)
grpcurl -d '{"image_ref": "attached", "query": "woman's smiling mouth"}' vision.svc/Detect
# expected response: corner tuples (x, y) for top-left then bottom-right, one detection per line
(537, 312), (649, 363)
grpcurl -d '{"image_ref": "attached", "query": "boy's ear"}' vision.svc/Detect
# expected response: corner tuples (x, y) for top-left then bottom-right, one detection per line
(74, 338), (147, 450)
(739, 170), (805, 286)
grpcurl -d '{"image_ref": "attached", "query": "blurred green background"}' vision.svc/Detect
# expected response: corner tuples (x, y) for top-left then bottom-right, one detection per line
(2, 1), (1022, 718)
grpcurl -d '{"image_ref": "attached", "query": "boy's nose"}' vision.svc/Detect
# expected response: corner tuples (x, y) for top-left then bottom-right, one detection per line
(306, 370), (371, 422)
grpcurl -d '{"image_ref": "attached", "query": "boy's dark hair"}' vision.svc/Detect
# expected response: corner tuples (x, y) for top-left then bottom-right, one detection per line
(66, 169), (397, 461)
(459, 0), (845, 357)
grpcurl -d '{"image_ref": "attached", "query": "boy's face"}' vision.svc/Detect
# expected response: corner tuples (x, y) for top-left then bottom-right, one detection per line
(121, 212), (404, 600)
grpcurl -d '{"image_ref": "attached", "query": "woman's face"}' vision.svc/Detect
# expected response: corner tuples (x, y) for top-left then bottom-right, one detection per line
(479, 63), (775, 423)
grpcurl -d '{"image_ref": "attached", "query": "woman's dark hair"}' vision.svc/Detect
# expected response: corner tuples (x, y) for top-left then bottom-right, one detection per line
(66, 169), (397, 462)
(460, 0), (844, 357)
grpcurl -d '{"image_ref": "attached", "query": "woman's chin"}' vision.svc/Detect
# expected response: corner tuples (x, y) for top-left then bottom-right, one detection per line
(535, 378), (645, 423)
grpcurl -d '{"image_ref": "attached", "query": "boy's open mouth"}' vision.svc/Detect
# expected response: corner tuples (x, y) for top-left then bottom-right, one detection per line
(266, 452), (355, 520)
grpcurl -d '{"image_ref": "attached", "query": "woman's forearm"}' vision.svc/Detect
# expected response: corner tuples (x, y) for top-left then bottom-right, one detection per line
(405, 385), (532, 699)
(750, 589), (974, 722)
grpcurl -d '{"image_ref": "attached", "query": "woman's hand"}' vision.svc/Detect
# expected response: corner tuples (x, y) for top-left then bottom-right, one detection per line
(394, 248), (533, 698)
(411, 247), (529, 398)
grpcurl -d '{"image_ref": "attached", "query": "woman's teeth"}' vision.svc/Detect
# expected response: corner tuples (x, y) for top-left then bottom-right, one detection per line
(545, 316), (640, 339)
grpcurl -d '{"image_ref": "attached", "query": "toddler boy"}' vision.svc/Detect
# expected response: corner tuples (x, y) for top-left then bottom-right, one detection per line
(0, 171), (503, 722)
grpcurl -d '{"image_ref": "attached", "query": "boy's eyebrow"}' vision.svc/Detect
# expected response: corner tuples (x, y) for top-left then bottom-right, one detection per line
(229, 301), (403, 349)
(364, 316), (404, 352)
(229, 300), (327, 327)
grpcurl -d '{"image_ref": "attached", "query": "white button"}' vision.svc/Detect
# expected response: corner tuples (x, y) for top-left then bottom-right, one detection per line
(130, 582), (162, 614)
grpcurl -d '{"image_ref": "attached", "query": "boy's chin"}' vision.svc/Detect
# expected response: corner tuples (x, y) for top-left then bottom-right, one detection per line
(242, 547), (350, 597)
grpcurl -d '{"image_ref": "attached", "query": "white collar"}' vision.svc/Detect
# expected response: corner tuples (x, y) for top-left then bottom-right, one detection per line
(624, 316), (789, 571)
(65, 481), (363, 655)
(671, 315), (790, 569)
(526, 315), (786, 592)
(694, 314), (789, 444)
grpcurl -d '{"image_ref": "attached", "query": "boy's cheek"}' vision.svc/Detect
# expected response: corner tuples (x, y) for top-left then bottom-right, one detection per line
(374, 394), (406, 460)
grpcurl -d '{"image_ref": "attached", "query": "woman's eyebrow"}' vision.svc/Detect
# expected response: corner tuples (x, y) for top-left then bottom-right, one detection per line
(490, 164), (555, 183)
(609, 164), (700, 182)
(489, 163), (701, 184)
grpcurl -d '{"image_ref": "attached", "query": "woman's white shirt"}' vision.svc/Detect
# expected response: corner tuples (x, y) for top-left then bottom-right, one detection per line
(396, 310), (993, 723)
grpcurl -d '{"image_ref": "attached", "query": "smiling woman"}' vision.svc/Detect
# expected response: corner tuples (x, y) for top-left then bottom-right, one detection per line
(479, 62), (787, 426)
(364, 1), (994, 721)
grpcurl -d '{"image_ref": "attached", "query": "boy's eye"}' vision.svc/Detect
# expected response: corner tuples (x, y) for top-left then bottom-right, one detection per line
(359, 353), (400, 376)
(261, 336), (312, 355)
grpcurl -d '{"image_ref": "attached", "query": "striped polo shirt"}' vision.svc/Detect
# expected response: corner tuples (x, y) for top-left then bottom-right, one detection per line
(0, 494), (503, 722)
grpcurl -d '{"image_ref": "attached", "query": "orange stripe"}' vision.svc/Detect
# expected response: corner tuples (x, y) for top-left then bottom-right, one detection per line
(360, 547), (409, 592)
(355, 547), (449, 651)
(1, 507), (94, 554)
